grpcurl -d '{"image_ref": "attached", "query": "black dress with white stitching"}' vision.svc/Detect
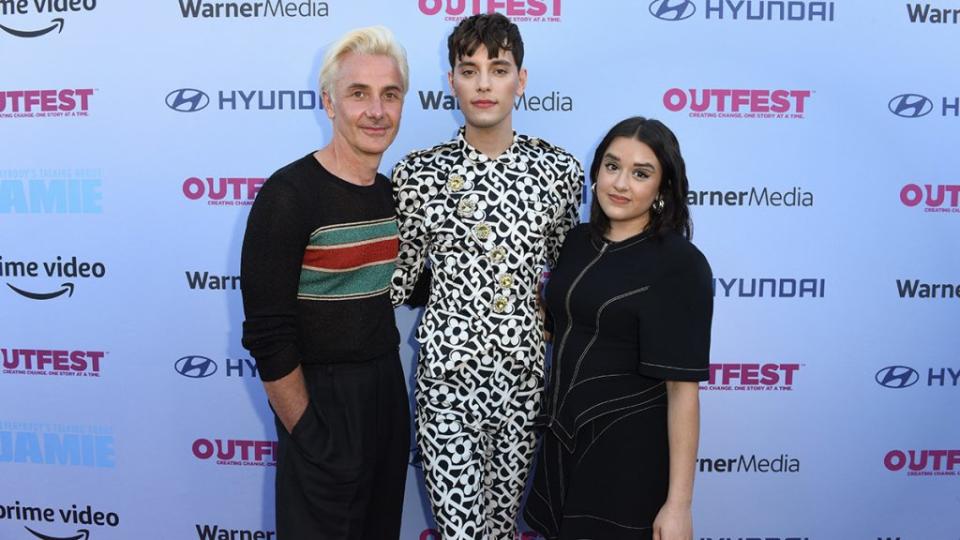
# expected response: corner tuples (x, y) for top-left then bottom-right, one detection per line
(524, 223), (713, 540)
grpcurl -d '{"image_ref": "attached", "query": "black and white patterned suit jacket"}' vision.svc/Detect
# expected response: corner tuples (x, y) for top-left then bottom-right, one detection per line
(391, 128), (584, 381)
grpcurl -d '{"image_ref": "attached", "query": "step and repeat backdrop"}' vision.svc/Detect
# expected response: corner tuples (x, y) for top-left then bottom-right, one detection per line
(2, 1), (958, 539)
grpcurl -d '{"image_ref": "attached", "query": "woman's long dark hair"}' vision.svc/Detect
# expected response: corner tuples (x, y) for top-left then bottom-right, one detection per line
(589, 116), (692, 240)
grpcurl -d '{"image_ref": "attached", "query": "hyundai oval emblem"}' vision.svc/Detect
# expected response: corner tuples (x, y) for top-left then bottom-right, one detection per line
(888, 94), (933, 118)
(875, 365), (919, 389)
(175, 355), (218, 378)
(649, 0), (697, 21)
(166, 88), (210, 113)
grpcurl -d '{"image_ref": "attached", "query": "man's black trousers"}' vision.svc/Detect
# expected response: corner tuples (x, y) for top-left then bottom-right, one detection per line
(274, 350), (410, 539)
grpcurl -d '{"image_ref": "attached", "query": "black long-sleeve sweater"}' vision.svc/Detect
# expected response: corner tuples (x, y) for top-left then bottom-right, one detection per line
(240, 154), (400, 381)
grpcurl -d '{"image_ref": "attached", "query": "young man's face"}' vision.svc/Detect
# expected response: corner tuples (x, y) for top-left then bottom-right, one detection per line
(323, 52), (405, 158)
(449, 44), (527, 132)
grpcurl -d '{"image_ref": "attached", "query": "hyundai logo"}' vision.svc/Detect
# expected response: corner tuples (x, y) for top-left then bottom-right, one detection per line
(875, 365), (919, 389)
(649, 0), (696, 21)
(166, 88), (210, 113)
(888, 94), (933, 118)
(175, 355), (218, 378)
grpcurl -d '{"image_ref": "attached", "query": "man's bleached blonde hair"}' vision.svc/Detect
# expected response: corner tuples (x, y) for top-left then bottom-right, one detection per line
(319, 26), (409, 101)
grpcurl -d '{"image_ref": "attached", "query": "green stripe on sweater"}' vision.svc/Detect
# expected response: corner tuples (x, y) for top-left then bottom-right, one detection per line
(310, 220), (397, 246)
(298, 261), (395, 298)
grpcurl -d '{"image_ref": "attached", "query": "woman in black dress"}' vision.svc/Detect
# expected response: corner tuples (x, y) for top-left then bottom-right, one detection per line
(524, 117), (712, 540)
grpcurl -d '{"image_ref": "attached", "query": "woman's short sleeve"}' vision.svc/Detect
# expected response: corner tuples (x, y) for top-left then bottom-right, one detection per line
(636, 249), (713, 382)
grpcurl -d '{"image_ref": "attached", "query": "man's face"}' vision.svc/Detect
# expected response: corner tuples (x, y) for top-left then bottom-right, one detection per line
(323, 53), (405, 157)
(448, 44), (526, 131)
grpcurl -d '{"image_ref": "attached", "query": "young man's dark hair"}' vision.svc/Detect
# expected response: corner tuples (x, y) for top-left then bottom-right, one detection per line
(447, 12), (524, 68)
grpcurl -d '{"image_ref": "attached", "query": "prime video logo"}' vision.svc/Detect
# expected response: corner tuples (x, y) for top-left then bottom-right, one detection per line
(0, 0), (97, 38)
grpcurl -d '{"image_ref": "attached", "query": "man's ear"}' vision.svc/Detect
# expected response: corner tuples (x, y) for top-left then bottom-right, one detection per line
(322, 90), (335, 120)
(516, 67), (528, 97)
(447, 70), (456, 98)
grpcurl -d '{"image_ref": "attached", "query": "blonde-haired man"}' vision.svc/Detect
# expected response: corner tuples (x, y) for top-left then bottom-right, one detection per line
(241, 26), (410, 539)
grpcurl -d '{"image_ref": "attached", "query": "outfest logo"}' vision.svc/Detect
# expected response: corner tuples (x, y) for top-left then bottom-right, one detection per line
(417, 0), (562, 22)
(884, 449), (960, 477)
(192, 438), (278, 466)
(0, 89), (95, 119)
(663, 88), (812, 119)
(182, 176), (264, 206)
(2, 348), (105, 377)
(700, 363), (800, 391)
(0, 0), (96, 38)
(900, 183), (960, 214)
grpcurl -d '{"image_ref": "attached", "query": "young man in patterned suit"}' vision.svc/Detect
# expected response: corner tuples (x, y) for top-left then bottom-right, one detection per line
(241, 27), (410, 540)
(391, 13), (584, 539)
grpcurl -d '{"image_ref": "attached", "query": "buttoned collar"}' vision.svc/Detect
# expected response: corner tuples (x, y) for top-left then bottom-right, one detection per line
(455, 127), (524, 167)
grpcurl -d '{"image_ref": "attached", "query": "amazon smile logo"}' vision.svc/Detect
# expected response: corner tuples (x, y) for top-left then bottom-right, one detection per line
(0, 0), (97, 39)
(25, 527), (89, 540)
(0, 255), (106, 300)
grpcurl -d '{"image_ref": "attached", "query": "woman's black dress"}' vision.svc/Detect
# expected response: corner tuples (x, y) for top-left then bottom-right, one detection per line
(523, 224), (713, 539)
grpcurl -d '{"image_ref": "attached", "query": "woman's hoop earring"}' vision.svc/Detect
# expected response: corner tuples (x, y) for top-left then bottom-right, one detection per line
(652, 196), (665, 213)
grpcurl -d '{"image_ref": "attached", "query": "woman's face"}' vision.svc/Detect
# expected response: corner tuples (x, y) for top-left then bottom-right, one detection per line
(595, 136), (663, 235)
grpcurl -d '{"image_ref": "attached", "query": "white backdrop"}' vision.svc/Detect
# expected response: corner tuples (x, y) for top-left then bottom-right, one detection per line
(2, 1), (959, 539)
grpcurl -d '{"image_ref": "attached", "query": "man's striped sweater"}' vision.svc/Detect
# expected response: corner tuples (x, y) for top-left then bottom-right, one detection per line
(240, 154), (400, 381)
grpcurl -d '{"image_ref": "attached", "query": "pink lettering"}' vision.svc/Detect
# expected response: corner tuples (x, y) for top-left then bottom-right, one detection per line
(487, 0), (506, 13)
(780, 364), (800, 386)
(689, 89), (709, 112)
(924, 184), (946, 207)
(216, 439), (236, 460)
(946, 185), (960, 207)
(770, 90), (790, 113)
(791, 90), (811, 113)
(418, 0), (442, 15)
(663, 88), (686, 112)
(528, 0), (546, 16)
(948, 450), (960, 471)
(760, 363), (779, 385)
(731, 89), (750, 112)
(74, 89), (94, 111)
(253, 440), (276, 462)
(59, 89), (76, 111)
(248, 178), (265, 199)
(884, 450), (906, 471)
(183, 178), (205, 200)
(52, 349), (70, 371)
(740, 363), (759, 385)
(750, 90), (769, 112)
(41, 90), (57, 111)
(193, 439), (214, 459)
(86, 351), (104, 372)
(900, 184), (923, 207)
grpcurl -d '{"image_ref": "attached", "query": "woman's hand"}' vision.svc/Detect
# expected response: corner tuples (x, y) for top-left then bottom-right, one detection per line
(652, 500), (692, 540)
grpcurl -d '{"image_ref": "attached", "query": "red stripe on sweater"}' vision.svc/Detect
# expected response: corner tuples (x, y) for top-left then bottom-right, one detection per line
(302, 237), (398, 270)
